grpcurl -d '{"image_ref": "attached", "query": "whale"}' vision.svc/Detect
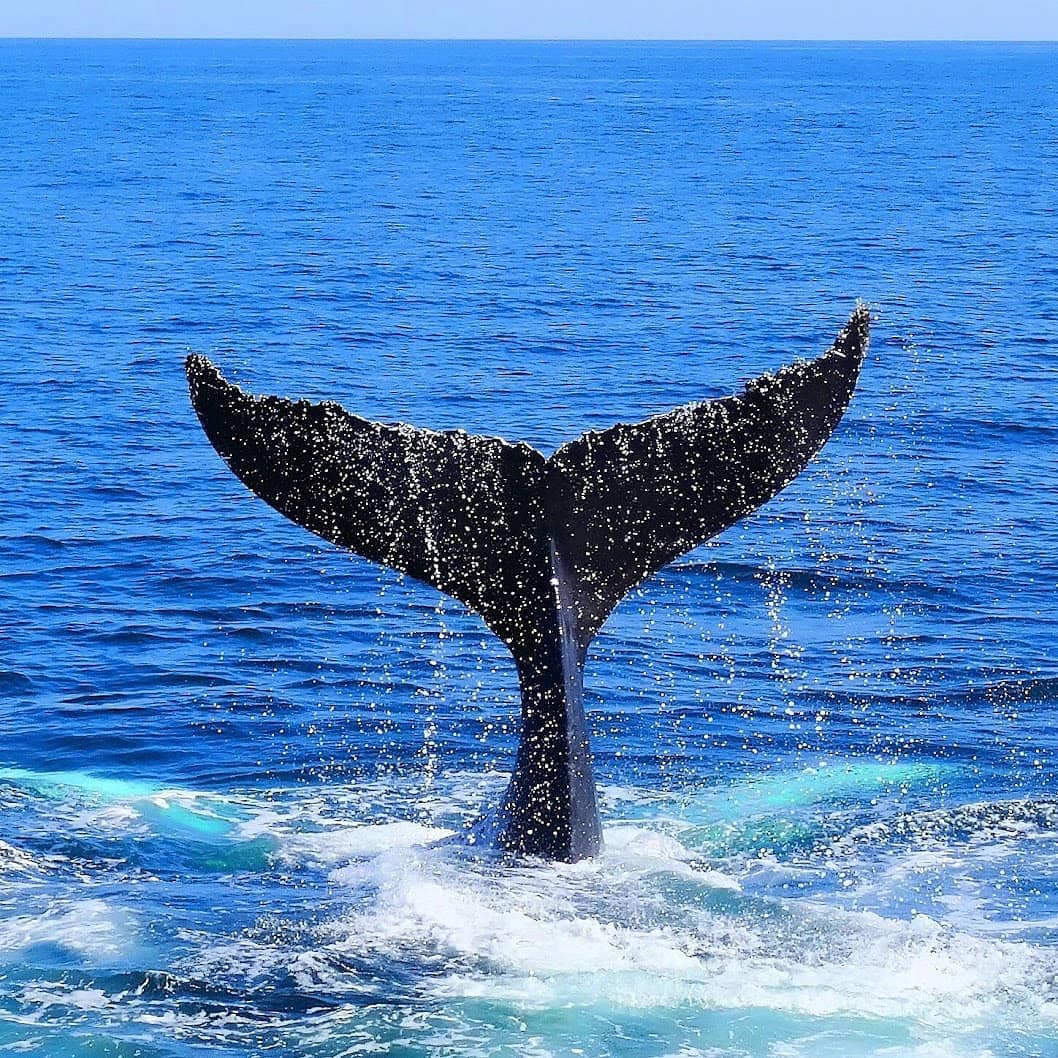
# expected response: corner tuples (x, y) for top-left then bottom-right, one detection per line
(185, 306), (868, 862)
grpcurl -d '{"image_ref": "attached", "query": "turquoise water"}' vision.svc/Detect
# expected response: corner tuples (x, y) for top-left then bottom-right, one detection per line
(2, 40), (1058, 1057)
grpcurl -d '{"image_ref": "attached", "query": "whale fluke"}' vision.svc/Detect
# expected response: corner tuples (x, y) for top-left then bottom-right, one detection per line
(185, 362), (551, 655)
(186, 305), (868, 861)
(548, 306), (867, 651)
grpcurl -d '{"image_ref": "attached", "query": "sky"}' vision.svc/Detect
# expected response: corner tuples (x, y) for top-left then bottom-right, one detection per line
(2, 0), (1057, 39)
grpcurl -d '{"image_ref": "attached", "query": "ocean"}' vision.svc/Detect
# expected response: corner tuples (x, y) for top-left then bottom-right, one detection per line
(1, 39), (1057, 1057)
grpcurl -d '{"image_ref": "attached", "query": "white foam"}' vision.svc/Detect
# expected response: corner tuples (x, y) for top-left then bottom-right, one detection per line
(22, 985), (110, 1011)
(0, 898), (135, 961)
(291, 811), (1058, 1047)
(279, 820), (452, 866)
(0, 839), (40, 875)
(7, 765), (1055, 1055)
(174, 932), (341, 995)
(766, 1038), (998, 1058)
(602, 825), (742, 889)
(425, 903), (1058, 1034)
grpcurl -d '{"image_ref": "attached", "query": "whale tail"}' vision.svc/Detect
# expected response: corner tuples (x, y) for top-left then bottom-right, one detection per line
(185, 307), (867, 651)
(186, 306), (868, 860)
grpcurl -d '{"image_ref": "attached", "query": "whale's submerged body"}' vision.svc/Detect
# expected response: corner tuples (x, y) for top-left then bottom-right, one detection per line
(186, 307), (868, 862)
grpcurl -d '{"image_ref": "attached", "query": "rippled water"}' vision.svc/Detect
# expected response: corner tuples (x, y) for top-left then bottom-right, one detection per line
(2, 40), (1057, 1058)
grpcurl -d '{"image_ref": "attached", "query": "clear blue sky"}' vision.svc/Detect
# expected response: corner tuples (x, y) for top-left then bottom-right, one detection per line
(3, 0), (1057, 39)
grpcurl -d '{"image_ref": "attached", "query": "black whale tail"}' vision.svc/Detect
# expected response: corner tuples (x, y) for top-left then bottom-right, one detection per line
(186, 306), (869, 862)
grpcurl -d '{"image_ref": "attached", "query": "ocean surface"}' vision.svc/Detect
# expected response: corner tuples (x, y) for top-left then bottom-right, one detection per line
(1, 39), (1057, 1058)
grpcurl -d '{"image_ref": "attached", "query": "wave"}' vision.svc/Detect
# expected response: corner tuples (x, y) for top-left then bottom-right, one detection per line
(2, 765), (1057, 1054)
(0, 670), (34, 693)
(671, 558), (963, 601)
(823, 675), (1058, 714)
(834, 797), (1058, 854)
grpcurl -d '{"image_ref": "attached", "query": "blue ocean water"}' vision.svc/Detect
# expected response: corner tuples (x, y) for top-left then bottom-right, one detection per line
(1, 38), (1057, 1057)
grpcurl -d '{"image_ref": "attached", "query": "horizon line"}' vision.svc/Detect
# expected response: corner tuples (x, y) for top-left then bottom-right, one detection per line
(1, 35), (1057, 44)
